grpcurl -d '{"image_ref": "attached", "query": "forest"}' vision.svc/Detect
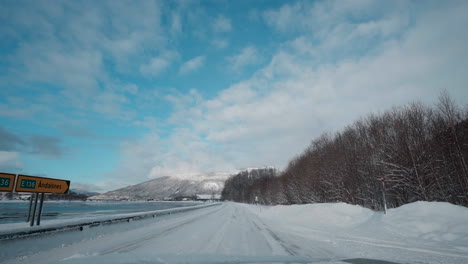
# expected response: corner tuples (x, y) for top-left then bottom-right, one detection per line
(221, 92), (468, 210)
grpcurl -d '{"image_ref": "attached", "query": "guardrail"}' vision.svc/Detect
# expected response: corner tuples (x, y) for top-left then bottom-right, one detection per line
(0, 202), (221, 241)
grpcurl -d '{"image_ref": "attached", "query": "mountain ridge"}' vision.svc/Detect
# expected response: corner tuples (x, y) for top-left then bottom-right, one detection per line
(89, 173), (231, 201)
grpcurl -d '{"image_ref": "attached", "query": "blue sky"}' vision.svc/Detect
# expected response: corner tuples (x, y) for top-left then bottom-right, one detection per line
(1, 0), (467, 191)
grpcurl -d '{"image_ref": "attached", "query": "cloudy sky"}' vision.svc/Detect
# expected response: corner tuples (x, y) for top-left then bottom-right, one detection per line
(1, 0), (467, 191)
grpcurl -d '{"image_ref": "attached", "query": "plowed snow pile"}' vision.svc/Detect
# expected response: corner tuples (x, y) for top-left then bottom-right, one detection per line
(247, 201), (468, 262)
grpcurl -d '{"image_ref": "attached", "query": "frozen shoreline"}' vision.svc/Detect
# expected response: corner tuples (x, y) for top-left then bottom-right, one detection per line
(0, 203), (219, 239)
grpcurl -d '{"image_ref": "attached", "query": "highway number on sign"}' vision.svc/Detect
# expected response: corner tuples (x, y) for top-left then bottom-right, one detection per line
(0, 173), (16, 192)
(0, 177), (11, 188)
(20, 179), (37, 189)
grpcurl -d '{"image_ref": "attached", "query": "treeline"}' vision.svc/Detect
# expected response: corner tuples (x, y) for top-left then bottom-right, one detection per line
(222, 92), (468, 209)
(1, 191), (89, 201)
(221, 167), (278, 203)
(45, 191), (89, 201)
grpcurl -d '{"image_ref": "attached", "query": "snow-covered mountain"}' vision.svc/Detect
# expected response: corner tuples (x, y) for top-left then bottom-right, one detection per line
(89, 173), (231, 201)
(70, 189), (101, 197)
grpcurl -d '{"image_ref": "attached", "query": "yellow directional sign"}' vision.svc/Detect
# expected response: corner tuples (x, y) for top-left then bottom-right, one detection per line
(15, 175), (70, 194)
(0, 172), (16, 192)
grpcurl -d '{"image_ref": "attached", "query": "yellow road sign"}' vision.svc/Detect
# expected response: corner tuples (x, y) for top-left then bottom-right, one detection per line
(15, 175), (70, 194)
(0, 172), (16, 192)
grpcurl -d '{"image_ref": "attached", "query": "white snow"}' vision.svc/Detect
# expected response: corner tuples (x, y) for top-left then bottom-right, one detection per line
(382, 202), (468, 242)
(0, 203), (215, 237)
(247, 201), (468, 263)
(2, 201), (467, 264)
(239, 166), (277, 174)
(195, 194), (221, 200)
(169, 172), (232, 181)
(202, 181), (222, 191)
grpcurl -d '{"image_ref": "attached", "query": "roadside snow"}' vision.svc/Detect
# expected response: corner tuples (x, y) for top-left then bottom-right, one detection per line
(383, 202), (468, 243)
(0, 203), (216, 238)
(247, 201), (468, 263)
(2, 201), (467, 264)
(252, 202), (375, 229)
(249, 201), (468, 246)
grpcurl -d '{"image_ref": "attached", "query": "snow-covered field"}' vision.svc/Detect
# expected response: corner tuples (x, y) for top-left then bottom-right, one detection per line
(1, 202), (467, 264)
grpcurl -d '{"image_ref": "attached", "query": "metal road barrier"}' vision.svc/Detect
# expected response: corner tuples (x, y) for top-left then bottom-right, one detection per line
(0, 203), (221, 241)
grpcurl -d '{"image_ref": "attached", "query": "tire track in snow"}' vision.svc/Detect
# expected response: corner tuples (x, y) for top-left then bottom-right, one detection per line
(212, 204), (241, 253)
(264, 227), (298, 256)
(98, 205), (223, 254)
(246, 205), (338, 260)
(245, 208), (299, 256)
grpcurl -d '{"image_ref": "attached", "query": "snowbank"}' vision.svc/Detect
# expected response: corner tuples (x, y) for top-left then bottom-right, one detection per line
(383, 201), (468, 243)
(248, 201), (468, 254)
(255, 202), (375, 229)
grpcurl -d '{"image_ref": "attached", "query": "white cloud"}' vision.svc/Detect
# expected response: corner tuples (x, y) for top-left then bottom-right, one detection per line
(0, 102), (50, 119)
(4, 0), (468, 187)
(165, 89), (203, 124)
(213, 15), (232, 32)
(147, 136), (236, 179)
(18, 45), (103, 100)
(226, 46), (261, 72)
(140, 51), (179, 77)
(262, 0), (408, 53)
(179, 56), (206, 75)
(0, 0), (169, 121)
(263, 1), (305, 33)
(140, 57), (171, 76)
(263, 0), (385, 34)
(97, 128), (236, 187)
(97, 134), (162, 189)
(212, 38), (229, 49)
(170, 11), (182, 35)
(138, 0), (468, 178)
(121, 83), (139, 95)
(70, 182), (105, 193)
(133, 116), (158, 130)
(0, 151), (20, 171)
(92, 92), (135, 120)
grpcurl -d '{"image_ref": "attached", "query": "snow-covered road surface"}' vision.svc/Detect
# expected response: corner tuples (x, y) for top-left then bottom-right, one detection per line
(2, 202), (468, 264)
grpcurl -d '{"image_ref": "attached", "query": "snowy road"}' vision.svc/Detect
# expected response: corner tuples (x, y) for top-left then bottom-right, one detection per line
(2, 202), (468, 264)
(3, 203), (311, 264)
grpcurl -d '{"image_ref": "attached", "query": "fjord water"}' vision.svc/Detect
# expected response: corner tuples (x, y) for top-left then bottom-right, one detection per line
(0, 201), (200, 224)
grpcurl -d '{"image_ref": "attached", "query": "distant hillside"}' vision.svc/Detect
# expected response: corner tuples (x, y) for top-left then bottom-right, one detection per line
(70, 189), (101, 197)
(89, 173), (230, 201)
(0, 189), (100, 201)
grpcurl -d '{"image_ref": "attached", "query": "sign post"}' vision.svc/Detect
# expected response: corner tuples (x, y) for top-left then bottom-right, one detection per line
(30, 193), (39, 227)
(37, 193), (45, 226)
(26, 194), (34, 222)
(14, 175), (71, 226)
